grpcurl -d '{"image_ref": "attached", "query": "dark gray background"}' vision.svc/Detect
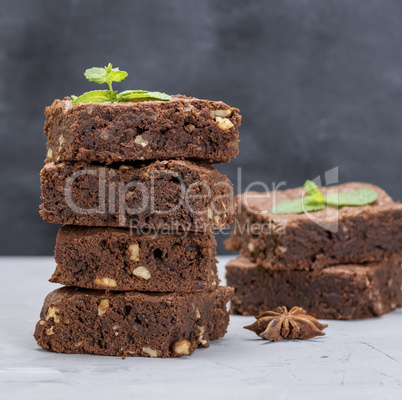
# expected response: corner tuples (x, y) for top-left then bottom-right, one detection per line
(1, 0), (401, 255)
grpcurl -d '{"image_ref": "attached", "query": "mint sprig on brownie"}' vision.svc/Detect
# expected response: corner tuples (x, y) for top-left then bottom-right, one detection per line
(271, 180), (378, 214)
(71, 63), (172, 104)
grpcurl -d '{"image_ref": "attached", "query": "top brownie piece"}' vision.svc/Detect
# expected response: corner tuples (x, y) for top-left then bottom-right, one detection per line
(225, 182), (402, 271)
(44, 96), (241, 164)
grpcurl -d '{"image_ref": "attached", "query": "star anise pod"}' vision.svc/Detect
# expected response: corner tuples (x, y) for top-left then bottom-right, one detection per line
(244, 306), (328, 341)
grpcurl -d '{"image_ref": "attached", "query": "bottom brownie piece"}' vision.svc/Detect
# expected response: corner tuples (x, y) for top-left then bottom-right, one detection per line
(34, 286), (233, 358)
(226, 256), (402, 319)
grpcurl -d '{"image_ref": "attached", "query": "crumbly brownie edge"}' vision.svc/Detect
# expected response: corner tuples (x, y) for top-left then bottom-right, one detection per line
(226, 256), (402, 319)
(34, 286), (234, 358)
(225, 183), (402, 270)
(40, 160), (236, 231)
(51, 226), (219, 292)
(44, 97), (241, 164)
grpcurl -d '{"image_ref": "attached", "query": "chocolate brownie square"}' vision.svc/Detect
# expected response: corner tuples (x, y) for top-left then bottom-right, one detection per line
(34, 286), (233, 358)
(44, 96), (241, 164)
(225, 183), (402, 270)
(226, 255), (402, 319)
(50, 226), (218, 292)
(40, 160), (235, 231)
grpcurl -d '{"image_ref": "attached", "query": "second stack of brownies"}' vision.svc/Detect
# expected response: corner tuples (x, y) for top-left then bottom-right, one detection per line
(225, 183), (402, 319)
(35, 95), (241, 357)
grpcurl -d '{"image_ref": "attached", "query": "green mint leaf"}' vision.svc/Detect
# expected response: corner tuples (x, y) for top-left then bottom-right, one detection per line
(303, 180), (325, 205)
(271, 180), (326, 214)
(116, 90), (172, 102)
(272, 185), (378, 214)
(325, 188), (378, 207)
(84, 67), (108, 84)
(106, 69), (128, 84)
(71, 90), (116, 104)
(84, 63), (128, 89)
(271, 198), (326, 214)
(105, 63), (113, 74)
(118, 90), (148, 94)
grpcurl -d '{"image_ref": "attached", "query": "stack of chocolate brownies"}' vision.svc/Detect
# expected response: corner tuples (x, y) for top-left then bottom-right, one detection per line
(225, 183), (402, 319)
(34, 95), (241, 357)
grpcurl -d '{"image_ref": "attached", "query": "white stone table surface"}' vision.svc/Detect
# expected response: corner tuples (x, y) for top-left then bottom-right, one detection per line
(0, 256), (401, 400)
